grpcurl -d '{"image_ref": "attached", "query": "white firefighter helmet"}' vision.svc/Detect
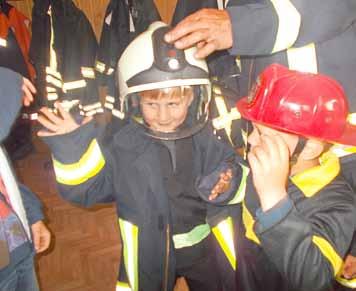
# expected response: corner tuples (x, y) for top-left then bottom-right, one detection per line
(117, 21), (211, 140)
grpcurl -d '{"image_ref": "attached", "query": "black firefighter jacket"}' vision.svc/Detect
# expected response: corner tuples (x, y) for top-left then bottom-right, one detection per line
(97, 0), (161, 116)
(30, 0), (100, 116)
(42, 121), (245, 291)
(226, 0), (356, 191)
(207, 151), (356, 291)
(226, 0), (356, 113)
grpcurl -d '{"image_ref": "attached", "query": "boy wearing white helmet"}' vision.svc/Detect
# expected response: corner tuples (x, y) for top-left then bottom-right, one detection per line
(37, 22), (245, 291)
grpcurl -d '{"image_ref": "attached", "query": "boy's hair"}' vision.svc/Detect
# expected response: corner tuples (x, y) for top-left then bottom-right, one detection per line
(237, 63), (356, 146)
(140, 86), (193, 101)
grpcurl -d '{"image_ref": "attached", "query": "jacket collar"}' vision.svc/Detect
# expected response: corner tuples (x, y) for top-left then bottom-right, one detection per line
(291, 152), (340, 197)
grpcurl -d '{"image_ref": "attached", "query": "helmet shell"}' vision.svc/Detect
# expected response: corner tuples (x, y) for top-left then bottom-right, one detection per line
(117, 21), (212, 140)
(237, 64), (356, 146)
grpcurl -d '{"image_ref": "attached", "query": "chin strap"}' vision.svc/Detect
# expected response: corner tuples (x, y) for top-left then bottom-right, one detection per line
(290, 137), (307, 165)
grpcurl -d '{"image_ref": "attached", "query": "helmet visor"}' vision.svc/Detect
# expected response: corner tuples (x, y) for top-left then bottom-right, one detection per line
(124, 85), (211, 140)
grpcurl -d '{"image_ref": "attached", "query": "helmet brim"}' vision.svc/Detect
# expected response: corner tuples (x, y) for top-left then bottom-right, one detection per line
(237, 97), (356, 147)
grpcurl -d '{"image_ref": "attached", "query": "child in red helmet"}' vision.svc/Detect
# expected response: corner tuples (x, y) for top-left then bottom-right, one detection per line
(208, 63), (356, 291)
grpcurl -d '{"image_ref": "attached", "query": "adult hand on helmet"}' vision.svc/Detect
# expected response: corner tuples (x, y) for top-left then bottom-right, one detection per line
(164, 9), (233, 59)
(37, 102), (92, 137)
(209, 168), (233, 201)
(248, 134), (289, 211)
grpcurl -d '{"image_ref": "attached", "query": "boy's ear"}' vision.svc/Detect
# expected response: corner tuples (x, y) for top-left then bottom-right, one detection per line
(299, 139), (325, 161)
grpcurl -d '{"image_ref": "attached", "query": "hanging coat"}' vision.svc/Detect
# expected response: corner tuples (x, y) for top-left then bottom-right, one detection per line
(96, 0), (161, 117)
(0, 3), (35, 80)
(30, 0), (100, 116)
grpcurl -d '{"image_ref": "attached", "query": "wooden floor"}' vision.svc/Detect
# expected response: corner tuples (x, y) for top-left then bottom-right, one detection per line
(14, 132), (188, 291)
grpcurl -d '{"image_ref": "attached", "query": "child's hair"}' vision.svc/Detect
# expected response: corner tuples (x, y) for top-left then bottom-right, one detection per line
(139, 86), (193, 101)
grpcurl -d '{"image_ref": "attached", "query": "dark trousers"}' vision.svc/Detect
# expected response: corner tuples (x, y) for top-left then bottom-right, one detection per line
(176, 254), (222, 291)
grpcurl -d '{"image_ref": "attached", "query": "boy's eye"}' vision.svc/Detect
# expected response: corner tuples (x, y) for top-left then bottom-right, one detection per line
(143, 102), (156, 107)
(168, 102), (180, 107)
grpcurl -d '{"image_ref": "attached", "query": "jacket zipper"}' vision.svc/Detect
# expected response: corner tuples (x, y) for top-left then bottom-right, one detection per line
(163, 223), (170, 291)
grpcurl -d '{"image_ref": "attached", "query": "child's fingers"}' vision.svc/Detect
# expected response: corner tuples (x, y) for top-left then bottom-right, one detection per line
(55, 102), (73, 121)
(39, 107), (63, 125)
(37, 114), (60, 133)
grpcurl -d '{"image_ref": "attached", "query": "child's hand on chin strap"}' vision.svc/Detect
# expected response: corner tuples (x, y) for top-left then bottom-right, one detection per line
(248, 134), (289, 212)
(37, 102), (92, 137)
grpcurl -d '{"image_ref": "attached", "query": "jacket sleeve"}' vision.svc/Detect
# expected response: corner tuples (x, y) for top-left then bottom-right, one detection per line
(227, 0), (356, 55)
(195, 124), (249, 205)
(0, 67), (23, 142)
(42, 120), (115, 207)
(19, 184), (44, 225)
(254, 179), (356, 291)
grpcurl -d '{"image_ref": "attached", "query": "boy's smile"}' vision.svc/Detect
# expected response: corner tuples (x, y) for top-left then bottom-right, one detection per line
(140, 86), (193, 133)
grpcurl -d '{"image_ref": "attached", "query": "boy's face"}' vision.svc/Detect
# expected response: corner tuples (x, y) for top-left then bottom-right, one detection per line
(247, 123), (299, 156)
(139, 86), (193, 133)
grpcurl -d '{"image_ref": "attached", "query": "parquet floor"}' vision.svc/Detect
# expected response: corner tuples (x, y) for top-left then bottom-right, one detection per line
(14, 132), (189, 291)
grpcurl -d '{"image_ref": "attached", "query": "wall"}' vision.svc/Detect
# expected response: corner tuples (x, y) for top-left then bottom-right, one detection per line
(9, 0), (178, 39)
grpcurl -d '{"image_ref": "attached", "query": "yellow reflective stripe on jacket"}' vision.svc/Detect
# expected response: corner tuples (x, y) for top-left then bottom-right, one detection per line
(287, 43), (318, 73)
(336, 276), (356, 289)
(212, 217), (236, 270)
(173, 224), (211, 249)
(118, 218), (139, 291)
(53, 139), (105, 186)
(116, 281), (132, 291)
(242, 202), (261, 245)
(312, 236), (343, 276)
(270, 0), (301, 53)
(291, 152), (340, 198)
(229, 164), (249, 205)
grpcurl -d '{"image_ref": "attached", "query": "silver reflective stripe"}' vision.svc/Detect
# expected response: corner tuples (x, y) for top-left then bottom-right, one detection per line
(62, 79), (87, 91)
(271, 0), (301, 53)
(173, 224), (211, 249)
(81, 67), (95, 79)
(348, 113), (356, 125)
(287, 43), (318, 73)
(112, 109), (125, 119)
(0, 37), (7, 47)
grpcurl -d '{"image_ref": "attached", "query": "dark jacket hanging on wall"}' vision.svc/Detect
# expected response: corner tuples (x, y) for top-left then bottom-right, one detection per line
(30, 0), (100, 115)
(96, 0), (161, 117)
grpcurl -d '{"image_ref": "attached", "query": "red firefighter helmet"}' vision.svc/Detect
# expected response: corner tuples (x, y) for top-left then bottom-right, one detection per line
(237, 63), (356, 146)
